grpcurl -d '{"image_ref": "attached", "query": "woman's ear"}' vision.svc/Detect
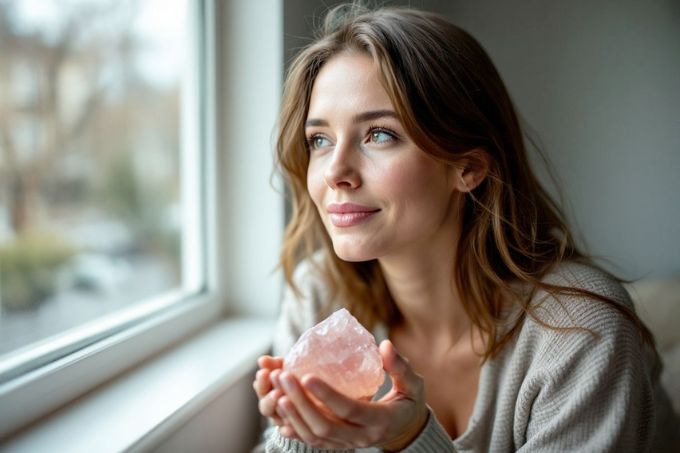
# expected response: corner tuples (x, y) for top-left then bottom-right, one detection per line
(452, 149), (490, 193)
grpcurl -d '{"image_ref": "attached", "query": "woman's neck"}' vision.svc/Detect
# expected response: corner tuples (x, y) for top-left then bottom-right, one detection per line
(378, 238), (472, 349)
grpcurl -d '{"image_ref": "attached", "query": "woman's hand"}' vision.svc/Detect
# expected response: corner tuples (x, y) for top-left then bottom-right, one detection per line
(274, 340), (429, 451)
(253, 355), (287, 428)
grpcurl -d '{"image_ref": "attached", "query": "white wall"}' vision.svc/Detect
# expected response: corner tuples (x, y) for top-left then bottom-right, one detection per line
(440, 0), (680, 278)
(217, 0), (285, 316)
(147, 372), (261, 453)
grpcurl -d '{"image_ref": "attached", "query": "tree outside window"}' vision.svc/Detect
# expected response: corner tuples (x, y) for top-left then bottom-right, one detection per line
(0, 0), (187, 357)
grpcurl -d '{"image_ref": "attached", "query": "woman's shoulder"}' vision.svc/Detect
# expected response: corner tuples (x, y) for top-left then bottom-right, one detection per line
(509, 261), (643, 364)
(540, 260), (632, 307)
(526, 261), (635, 330)
(496, 262), (672, 451)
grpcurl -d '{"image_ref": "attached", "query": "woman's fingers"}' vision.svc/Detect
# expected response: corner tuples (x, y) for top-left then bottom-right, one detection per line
(253, 355), (287, 424)
(278, 395), (351, 449)
(258, 355), (284, 370)
(267, 344), (429, 450)
(373, 340), (429, 451)
(301, 375), (375, 425)
(254, 355), (285, 403)
(253, 368), (272, 398)
(277, 395), (316, 443)
(276, 366), (427, 450)
(279, 372), (335, 428)
(254, 368), (285, 425)
(258, 388), (282, 416)
(380, 340), (423, 397)
(279, 372), (360, 444)
(270, 368), (282, 390)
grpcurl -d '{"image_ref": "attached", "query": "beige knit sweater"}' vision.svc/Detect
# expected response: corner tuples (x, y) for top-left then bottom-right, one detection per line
(261, 261), (678, 452)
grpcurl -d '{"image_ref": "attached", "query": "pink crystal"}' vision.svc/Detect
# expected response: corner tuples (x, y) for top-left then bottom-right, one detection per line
(284, 308), (384, 399)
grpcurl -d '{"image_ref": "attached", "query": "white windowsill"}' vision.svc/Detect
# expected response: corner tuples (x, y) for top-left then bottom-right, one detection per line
(1, 316), (275, 453)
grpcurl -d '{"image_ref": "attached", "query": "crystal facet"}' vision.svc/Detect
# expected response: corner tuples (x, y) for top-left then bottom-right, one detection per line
(284, 308), (384, 399)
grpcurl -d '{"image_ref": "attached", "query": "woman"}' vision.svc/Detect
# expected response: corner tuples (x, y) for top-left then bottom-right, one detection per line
(253, 4), (677, 452)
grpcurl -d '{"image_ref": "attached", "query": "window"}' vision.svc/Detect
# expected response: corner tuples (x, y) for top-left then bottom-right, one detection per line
(0, 0), (205, 384)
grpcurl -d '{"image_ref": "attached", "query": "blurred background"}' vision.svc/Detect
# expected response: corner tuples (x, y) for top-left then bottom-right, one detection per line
(0, 0), (184, 355)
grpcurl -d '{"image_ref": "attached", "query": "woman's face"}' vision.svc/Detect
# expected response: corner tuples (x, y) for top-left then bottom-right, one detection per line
(306, 52), (461, 262)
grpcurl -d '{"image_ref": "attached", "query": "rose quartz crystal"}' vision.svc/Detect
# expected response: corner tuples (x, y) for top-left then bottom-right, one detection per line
(284, 308), (384, 399)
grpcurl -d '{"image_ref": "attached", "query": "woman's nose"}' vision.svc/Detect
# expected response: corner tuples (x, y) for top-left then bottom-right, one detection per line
(323, 140), (361, 190)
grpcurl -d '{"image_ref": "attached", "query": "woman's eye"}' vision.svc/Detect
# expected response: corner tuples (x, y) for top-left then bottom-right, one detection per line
(369, 130), (395, 144)
(308, 136), (331, 150)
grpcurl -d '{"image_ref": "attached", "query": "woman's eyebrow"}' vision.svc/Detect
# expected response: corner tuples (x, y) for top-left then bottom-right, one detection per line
(305, 109), (398, 128)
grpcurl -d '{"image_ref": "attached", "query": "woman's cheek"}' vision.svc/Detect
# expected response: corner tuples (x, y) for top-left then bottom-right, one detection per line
(306, 160), (325, 205)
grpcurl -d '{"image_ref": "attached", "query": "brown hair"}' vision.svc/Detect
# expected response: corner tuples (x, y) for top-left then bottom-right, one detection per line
(276, 4), (653, 357)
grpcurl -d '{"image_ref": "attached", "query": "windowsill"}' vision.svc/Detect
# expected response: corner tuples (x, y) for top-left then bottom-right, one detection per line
(1, 316), (275, 452)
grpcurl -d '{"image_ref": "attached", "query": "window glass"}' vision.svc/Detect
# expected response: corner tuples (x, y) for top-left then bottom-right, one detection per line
(0, 0), (198, 367)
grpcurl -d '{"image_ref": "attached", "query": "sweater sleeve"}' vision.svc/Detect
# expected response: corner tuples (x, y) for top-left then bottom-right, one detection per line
(264, 428), (354, 453)
(263, 409), (456, 453)
(398, 409), (456, 453)
(514, 271), (657, 451)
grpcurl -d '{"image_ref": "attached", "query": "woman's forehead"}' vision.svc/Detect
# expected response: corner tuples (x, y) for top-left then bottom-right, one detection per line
(307, 53), (394, 121)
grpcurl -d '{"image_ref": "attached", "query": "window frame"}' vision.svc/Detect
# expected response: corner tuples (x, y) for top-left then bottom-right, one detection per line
(0, 0), (224, 438)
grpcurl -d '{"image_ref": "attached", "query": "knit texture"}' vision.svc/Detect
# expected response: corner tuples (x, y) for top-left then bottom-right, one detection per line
(260, 261), (678, 452)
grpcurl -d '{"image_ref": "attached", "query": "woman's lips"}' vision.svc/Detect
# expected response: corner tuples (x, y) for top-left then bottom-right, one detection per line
(327, 203), (380, 227)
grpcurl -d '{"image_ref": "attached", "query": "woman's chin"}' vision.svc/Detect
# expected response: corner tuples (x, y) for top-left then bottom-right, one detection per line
(331, 242), (376, 263)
